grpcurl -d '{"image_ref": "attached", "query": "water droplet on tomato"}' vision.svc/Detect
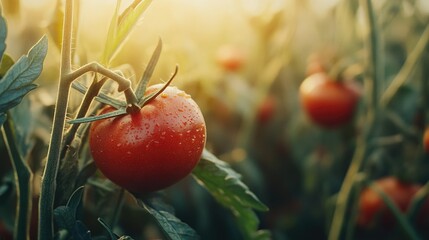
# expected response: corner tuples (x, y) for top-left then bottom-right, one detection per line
(161, 93), (168, 98)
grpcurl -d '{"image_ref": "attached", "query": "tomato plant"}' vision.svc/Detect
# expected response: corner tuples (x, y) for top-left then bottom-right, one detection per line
(89, 84), (206, 193)
(299, 72), (360, 128)
(357, 177), (429, 229)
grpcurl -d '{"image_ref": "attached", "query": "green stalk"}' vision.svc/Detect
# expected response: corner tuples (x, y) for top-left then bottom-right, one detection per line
(328, 0), (381, 239)
(38, 0), (74, 238)
(1, 117), (32, 240)
(380, 23), (429, 107)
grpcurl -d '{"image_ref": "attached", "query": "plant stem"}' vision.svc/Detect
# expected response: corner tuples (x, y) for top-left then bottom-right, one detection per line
(380, 23), (429, 107)
(1, 117), (33, 240)
(38, 0), (73, 238)
(370, 183), (420, 240)
(61, 77), (107, 159)
(328, 0), (381, 239)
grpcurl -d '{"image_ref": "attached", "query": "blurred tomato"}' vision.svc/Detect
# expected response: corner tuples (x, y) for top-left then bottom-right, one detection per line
(256, 95), (276, 125)
(357, 177), (429, 229)
(299, 73), (359, 128)
(216, 45), (245, 72)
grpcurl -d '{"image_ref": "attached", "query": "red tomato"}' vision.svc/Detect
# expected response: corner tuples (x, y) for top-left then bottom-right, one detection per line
(299, 73), (359, 128)
(423, 127), (429, 153)
(216, 45), (245, 72)
(256, 95), (276, 125)
(357, 177), (429, 228)
(89, 85), (206, 193)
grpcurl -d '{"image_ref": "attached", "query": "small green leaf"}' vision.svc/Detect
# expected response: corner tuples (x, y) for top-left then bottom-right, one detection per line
(192, 149), (270, 240)
(68, 108), (127, 124)
(94, 92), (126, 109)
(0, 36), (47, 115)
(135, 38), (162, 100)
(0, 54), (15, 77)
(71, 81), (126, 109)
(136, 199), (199, 240)
(102, 0), (153, 64)
(0, 11), (7, 60)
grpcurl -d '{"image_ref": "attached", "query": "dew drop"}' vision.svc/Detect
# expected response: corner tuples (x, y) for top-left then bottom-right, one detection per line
(161, 93), (168, 98)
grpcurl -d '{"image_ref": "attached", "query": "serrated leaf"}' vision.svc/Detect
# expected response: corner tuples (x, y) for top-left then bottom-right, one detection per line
(137, 199), (199, 240)
(0, 54), (15, 77)
(192, 149), (269, 240)
(68, 108), (127, 124)
(193, 149), (268, 211)
(0, 84), (37, 112)
(135, 38), (162, 99)
(0, 36), (47, 114)
(102, 0), (153, 64)
(0, 11), (6, 60)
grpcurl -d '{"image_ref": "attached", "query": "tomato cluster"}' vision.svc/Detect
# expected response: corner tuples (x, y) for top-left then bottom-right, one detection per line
(89, 85), (206, 194)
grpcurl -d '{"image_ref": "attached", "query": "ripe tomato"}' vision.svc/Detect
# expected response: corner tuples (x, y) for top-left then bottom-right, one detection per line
(423, 127), (429, 153)
(357, 177), (429, 229)
(256, 95), (276, 125)
(299, 73), (359, 128)
(89, 84), (206, 193)
(216, 45), (245, 72)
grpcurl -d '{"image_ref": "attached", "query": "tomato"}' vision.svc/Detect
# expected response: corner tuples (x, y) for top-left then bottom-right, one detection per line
(216, 45), (245, 72)
(89, 84), (206, 193)
(423, 127), (429, 153)
(357, 177), (429, 229)
(256, 95), (276, 125)
(299, 73), (359, 128)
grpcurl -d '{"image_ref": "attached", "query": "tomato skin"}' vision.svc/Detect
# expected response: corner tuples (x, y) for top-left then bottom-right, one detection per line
(89, 85), (206, 193)
(357, 177), (427, 228)
(299, 73), (359, 128)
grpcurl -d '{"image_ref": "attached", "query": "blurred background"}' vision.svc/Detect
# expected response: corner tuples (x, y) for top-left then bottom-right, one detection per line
(2, 0), (429, 239)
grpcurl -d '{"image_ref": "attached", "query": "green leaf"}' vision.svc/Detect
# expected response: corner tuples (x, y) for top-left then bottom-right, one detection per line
(0, 36), (48, 114)
(192, 149), (270, 240)
(135, 38), (162, 100)
(102, 0), (153, 64)
(136, 199), (199, 240)
(0, 11), (7, 60)
(0, 54), (15, 77)
(68, 108), (127, 124)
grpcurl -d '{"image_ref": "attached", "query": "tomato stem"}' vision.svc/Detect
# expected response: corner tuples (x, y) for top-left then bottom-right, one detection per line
(328, 0), (381, 239)
(38, 0), (74, 238)
(2, 117), (33, 240)
(380, 23), (429, 107)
